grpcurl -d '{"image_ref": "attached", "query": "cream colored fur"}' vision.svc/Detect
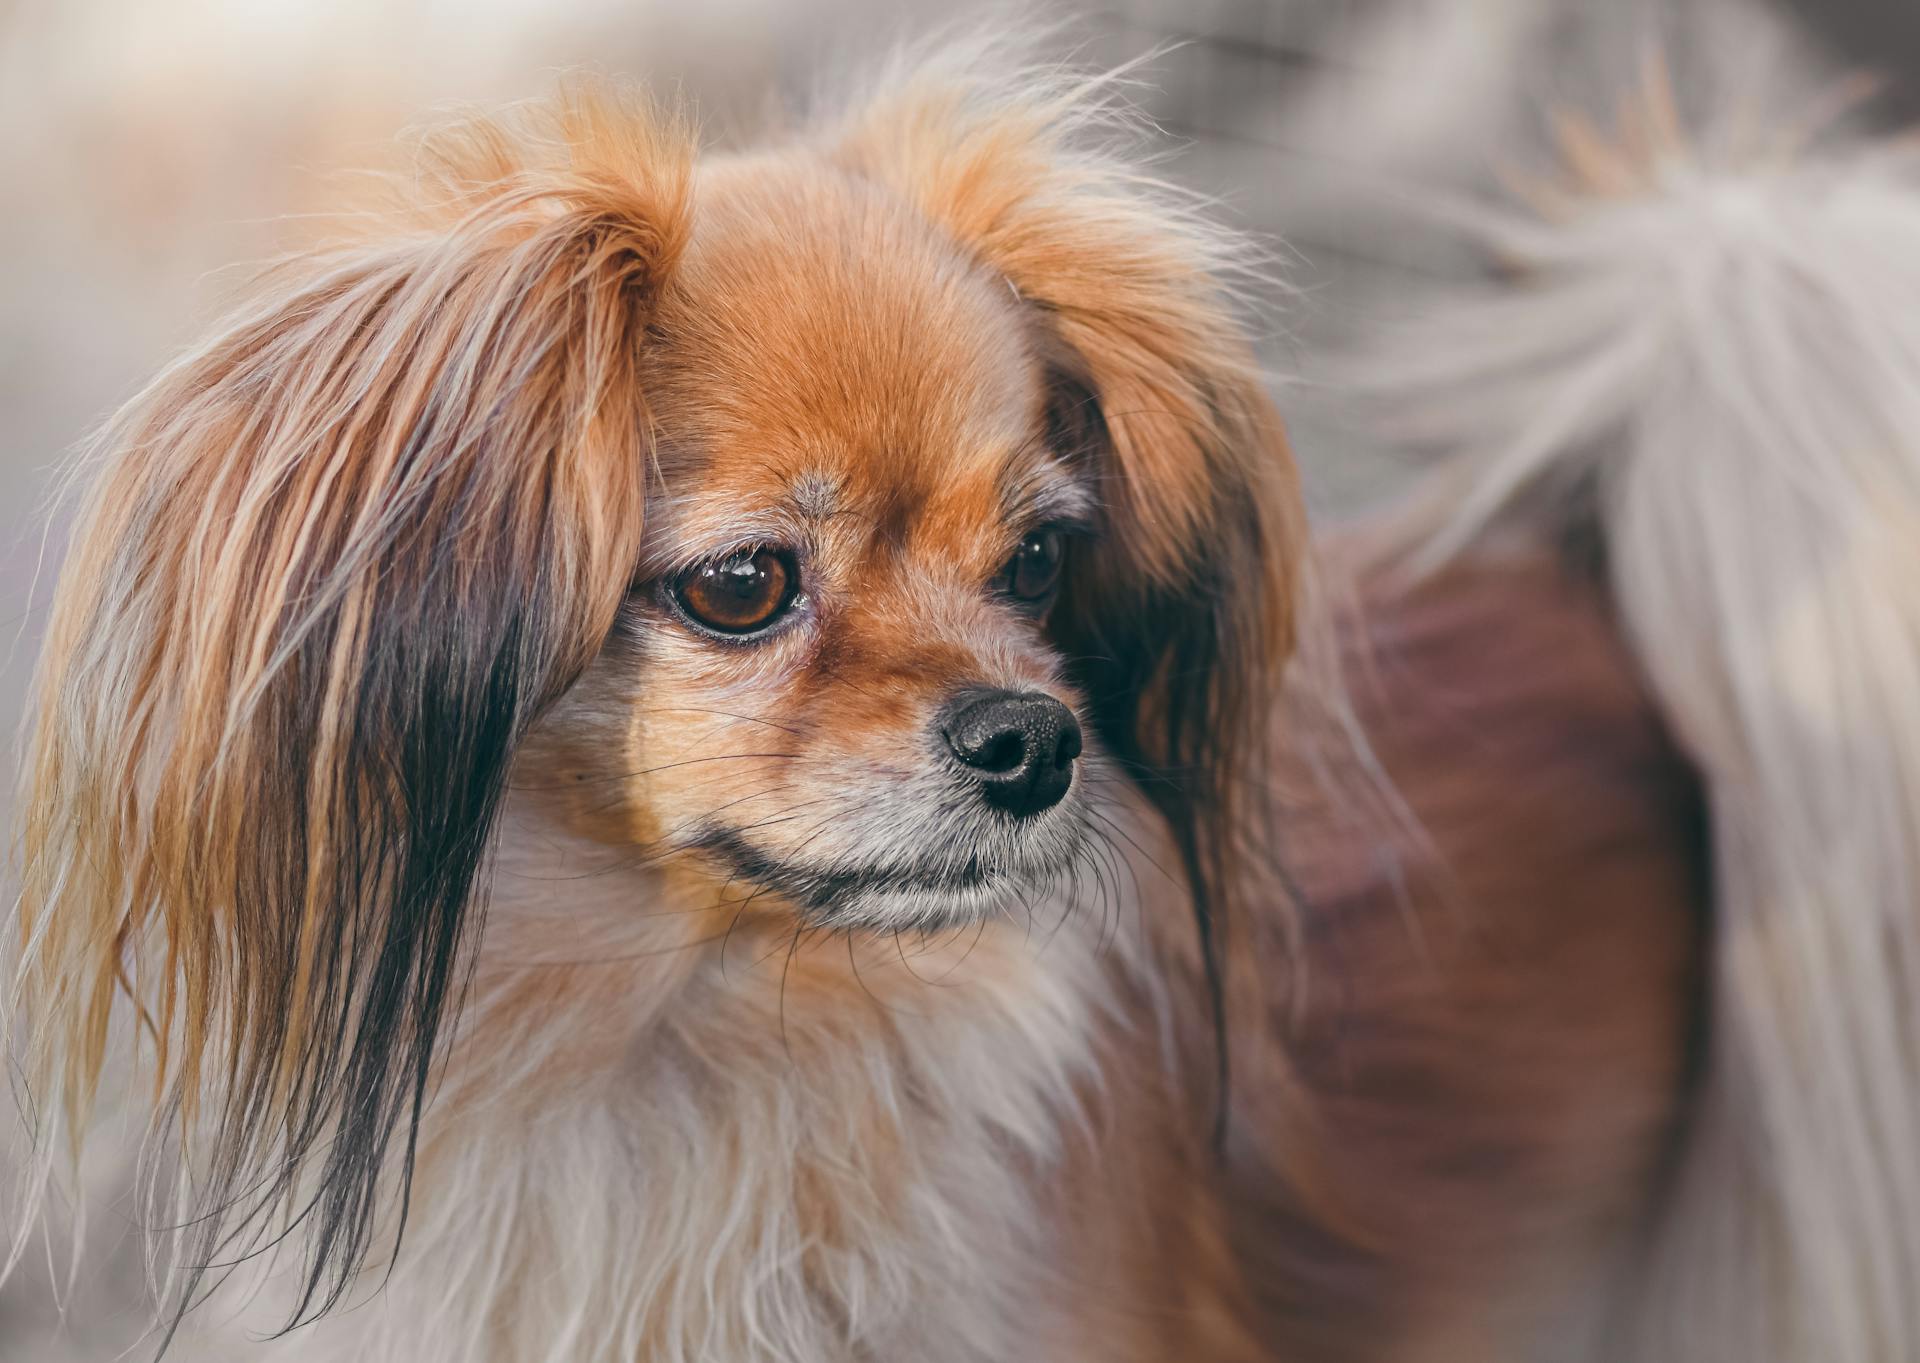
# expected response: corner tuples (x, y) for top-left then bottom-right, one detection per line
(184, 778), (1176, 1363)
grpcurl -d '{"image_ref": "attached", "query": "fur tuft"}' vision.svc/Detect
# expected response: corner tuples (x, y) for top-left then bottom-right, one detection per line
(1355, 55), (1920, 1363)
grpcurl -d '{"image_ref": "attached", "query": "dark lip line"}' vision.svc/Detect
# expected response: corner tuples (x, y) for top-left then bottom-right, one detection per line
(691, 825), (999, 915)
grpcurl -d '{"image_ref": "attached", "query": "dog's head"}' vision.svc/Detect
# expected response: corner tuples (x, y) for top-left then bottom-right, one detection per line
(545, 152), (1108, 932)
(16, 56), (1299, 1329)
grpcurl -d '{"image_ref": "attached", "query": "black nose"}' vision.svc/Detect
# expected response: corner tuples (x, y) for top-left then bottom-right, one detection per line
(940, 689), (1083, 818)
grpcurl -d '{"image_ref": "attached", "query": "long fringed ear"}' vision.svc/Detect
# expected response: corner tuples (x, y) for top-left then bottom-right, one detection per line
(833, 46), (1306, 1114)
(12, 89), (691, 1335)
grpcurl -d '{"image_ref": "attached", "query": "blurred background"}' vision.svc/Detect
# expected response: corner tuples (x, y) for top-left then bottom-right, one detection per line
(0, 0), (1912, 1356)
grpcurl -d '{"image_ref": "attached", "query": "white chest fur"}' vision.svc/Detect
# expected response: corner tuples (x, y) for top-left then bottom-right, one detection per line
(207, 797), (1172, 1363)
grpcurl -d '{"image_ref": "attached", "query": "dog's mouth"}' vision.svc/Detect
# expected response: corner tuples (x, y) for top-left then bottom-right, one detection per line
(690, 824), (1077, 927)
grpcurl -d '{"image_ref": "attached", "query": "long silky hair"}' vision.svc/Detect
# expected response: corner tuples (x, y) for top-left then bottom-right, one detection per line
(11, 87), (693, 1337)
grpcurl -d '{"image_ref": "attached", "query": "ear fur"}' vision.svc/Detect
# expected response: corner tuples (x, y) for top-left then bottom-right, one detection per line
(833, 44), (1306, 1110)
(12, 86), (691, 1333)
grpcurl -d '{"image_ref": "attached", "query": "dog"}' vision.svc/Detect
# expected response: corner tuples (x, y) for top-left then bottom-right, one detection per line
(8, 35), (1915, 1363)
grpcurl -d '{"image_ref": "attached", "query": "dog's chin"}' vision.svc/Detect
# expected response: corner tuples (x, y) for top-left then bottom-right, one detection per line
(691, 821), (1087, 932)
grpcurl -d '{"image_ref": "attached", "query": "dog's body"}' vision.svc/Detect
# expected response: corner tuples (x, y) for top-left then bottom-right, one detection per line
(9, 38), (1916, 1363)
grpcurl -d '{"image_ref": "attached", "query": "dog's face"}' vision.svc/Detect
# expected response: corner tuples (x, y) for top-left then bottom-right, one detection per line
(542, 160), (1101, 928)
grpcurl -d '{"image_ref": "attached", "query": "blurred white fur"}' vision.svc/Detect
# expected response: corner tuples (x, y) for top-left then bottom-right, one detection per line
(1351, 17), (1920, 1362)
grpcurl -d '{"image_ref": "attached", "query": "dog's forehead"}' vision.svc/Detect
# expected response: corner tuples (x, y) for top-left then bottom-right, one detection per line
(645, 154), (1044, 518)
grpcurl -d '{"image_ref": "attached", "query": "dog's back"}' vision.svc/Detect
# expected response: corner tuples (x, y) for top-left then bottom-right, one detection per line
(1230, 550), (1704, 1361)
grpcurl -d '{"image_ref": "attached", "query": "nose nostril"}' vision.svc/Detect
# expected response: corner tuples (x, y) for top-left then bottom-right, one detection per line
(977, 730), (1027, 774)
(1053, 721), (1082, 769)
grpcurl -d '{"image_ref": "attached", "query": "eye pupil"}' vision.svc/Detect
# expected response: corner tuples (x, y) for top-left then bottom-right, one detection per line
(675, 548), (795, 634)
(1002, 528), (1065, 603)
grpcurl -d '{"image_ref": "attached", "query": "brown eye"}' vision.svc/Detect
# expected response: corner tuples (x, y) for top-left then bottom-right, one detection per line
(673, 548), (797, 636)
(994, 528), (1066, 605)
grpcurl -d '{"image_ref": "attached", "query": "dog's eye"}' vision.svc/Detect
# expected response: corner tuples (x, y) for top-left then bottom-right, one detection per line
(674, 548), (797, 636)
(992, 528), (1066, 605)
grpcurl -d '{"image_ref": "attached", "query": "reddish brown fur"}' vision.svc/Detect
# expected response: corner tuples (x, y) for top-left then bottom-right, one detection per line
(1223, 549), (1705, 1360)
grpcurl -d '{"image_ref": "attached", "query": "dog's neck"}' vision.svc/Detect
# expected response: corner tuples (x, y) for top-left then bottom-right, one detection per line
(237, 790), (1184, 1363)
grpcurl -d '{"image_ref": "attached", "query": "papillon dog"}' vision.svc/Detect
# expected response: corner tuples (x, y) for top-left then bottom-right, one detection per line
(11, 31), (1920, 1363)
